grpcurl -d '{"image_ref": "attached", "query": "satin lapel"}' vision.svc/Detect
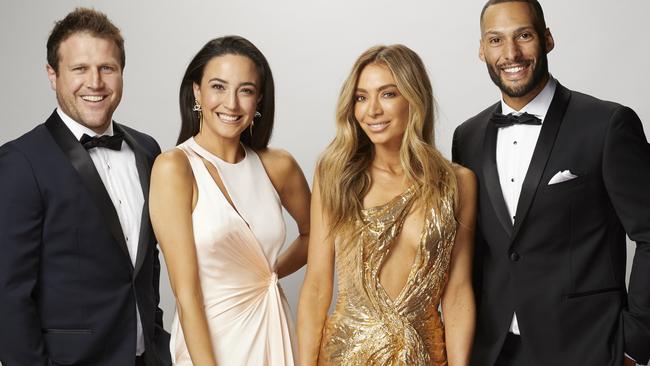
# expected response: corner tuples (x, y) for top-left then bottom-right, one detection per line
(482, 103), (514, 237)
(511, 85), (572, 241)
(118, 124), (152, 276)
(44, 112), (132, 267)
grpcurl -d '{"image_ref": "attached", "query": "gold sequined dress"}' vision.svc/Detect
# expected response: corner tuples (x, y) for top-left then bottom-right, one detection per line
(319, 186), (456, 366)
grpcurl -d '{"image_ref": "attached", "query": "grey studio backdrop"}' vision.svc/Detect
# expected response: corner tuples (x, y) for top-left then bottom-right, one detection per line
(1, 0), (649, 356)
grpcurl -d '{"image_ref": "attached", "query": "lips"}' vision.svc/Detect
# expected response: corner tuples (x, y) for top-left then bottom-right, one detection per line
(365, 121), (390, 132)
(217, 112), (243, 124)
(500, 62), (531, 79)
(81, 95), (106, 102)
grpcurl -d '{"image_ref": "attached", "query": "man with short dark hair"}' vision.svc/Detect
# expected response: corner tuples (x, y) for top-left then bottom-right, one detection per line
(453, 1), (650, 365)
(0, 8), (171, 366)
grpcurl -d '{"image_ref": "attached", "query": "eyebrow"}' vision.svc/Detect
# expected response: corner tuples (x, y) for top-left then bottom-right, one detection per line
(356, 84), (398, 93)
(208, 77), (258, 88)
(483, 26), (536, 37)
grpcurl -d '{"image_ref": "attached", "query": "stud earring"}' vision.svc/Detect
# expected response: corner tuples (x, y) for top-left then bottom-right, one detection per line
(254, 111), (262, 119)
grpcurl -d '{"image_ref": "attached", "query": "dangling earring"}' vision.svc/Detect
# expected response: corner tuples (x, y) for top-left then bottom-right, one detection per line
(250, 111), (261, 137)
(192, 99), (202, 112)
(193, 99), (203, 133)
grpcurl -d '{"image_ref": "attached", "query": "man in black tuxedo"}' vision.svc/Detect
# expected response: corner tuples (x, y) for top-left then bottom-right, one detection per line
(452, 1), (650, 365)
(0, 8), (171, 366)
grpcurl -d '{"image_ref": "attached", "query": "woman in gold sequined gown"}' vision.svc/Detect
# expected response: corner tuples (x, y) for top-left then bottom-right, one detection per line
(297, 45), (477, 366)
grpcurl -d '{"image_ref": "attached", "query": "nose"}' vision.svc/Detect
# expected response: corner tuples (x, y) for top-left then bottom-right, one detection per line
(367, 96), (383, 118)
(87, 68), (105, 89)
(223, 89), (239, 110)
(503, 39), (522, 61)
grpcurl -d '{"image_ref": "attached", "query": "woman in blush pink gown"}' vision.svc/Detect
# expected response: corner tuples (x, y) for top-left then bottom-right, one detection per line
(150, 36), (310, 366)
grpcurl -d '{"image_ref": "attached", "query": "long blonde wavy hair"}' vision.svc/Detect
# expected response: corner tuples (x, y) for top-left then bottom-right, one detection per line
(317, 44), (458, 235)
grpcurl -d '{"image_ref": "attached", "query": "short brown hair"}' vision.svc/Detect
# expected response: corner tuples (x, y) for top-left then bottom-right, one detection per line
(46, 7), (125, 73)
(480, 0), (547, 37)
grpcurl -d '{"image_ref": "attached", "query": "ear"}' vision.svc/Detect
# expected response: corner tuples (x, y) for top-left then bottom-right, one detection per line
(544, 28), (555, 53)
(46, 64), (57, 91)
(479, 39), (486, 62)
(192, 82), (201, 102)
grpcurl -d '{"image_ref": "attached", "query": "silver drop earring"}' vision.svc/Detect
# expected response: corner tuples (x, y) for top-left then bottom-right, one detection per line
(250, 111), (261, 136)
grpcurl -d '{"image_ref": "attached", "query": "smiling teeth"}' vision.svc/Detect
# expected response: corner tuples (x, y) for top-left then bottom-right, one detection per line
(218, 113), (239, 122)
(503, 66), (525, 73)
(369, 122), (389, 127)
(82, 95), (105, 102)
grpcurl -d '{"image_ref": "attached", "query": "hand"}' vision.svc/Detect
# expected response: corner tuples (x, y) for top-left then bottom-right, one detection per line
(624, 356), (636, 366)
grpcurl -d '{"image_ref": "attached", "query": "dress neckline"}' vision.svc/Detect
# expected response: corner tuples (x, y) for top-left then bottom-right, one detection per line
(187, 137), (248, 167)
(362, 185), (415, 213)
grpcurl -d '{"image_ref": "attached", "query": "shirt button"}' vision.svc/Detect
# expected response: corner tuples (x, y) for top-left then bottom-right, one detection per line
(510, 178), (515, 182)
(119, 199), (122, 205)
(107, 164), (111, 170)
(510, 252), (520, 262)
(513, 141), (518, 145)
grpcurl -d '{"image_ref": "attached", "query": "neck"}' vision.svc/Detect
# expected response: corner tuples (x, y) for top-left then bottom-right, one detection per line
(502, 73), (550, 111)
(372, 143), (403, 175)
(194, 132), (244, 163)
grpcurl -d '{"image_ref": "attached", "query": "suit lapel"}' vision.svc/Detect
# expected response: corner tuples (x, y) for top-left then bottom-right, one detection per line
(117, 124), (152, 277)
(45, 112), (132, 268)
(482, 103), (515, 237)
(511, 85), (572, 241)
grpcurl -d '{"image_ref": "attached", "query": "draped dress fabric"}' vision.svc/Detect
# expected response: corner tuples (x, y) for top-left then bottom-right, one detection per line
(319, 186), (457, 366)
(170, 137), (295, 365)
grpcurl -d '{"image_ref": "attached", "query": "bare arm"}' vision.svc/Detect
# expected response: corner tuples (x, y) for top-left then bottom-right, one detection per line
(297, 175), (335, 366)
(149, 150), (217, 366)
(260, 149), (311, 278)
(442, 166), (477, 366)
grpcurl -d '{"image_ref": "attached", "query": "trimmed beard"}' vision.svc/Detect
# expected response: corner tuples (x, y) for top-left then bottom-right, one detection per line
(487, 51), (549, 98)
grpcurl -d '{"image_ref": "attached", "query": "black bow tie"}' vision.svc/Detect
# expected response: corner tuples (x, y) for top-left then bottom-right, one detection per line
(80, 132), (124, 151)
(490, 112), (542, 127)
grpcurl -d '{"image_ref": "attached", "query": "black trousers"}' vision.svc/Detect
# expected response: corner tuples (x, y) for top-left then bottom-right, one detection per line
(135, 353), (146, 366)
(494, 333), (525, 366)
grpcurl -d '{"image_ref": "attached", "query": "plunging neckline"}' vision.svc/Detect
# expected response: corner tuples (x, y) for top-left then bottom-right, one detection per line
(359, 185), (423, 305)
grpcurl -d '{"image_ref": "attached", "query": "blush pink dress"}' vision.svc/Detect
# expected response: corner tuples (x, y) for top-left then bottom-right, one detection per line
(170, 137), (295, 365)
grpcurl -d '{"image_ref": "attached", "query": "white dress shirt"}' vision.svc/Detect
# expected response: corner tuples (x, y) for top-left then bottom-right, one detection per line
(495, 78), (557, 335)
(57, 108), (146, 355)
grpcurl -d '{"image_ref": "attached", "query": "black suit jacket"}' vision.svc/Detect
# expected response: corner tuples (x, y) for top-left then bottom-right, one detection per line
(452, 84), (650, 365)
(0, 111), (172, 366)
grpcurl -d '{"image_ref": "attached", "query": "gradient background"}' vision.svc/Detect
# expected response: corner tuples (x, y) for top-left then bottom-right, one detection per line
(1, 0), (648, 353)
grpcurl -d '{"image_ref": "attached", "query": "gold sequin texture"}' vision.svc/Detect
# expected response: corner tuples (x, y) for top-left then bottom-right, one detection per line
(319, 186), (457, 366)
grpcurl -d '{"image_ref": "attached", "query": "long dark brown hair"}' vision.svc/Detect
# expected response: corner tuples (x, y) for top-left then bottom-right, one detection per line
(177, 35), (275, 149)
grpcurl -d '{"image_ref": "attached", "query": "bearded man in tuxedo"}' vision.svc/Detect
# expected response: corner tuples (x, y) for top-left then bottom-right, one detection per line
(452, 1), (650, 365)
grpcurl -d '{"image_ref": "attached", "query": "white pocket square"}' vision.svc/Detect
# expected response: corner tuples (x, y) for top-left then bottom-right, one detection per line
(548, 170), (578, 185)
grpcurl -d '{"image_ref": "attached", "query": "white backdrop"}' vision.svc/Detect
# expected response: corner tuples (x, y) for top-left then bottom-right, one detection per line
(1, 0), (649, 346)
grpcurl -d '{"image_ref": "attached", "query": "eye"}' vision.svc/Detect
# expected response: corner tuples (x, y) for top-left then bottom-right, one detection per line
(72, 66), (87, 72)
(519, 32), (534, 40)
(211, 83), (226, 91)
(382, 91), (397, 98)
(488, 37), (501, 45)
(355, 95), (366, 102)
(240, 87), (256, 95)
(100, 65), (116, 73)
